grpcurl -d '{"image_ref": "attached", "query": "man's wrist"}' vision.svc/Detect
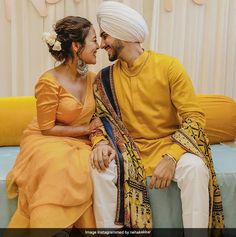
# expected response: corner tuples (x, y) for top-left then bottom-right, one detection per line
(94, 140), (109, 148)
(162, 153), (177, 165)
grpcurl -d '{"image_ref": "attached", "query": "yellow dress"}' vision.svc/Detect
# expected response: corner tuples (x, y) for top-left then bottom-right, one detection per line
(7, 72), (96, 228)
(113, 50), (205, 176)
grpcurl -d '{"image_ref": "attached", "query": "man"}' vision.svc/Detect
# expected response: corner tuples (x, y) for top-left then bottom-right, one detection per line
(90, 1), (224, 229)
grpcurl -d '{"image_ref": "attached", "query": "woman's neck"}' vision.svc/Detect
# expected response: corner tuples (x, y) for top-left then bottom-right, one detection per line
(59, 59), (84, 81)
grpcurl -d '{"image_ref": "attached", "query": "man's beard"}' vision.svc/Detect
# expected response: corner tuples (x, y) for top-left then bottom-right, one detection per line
(108, 39), (124, 61)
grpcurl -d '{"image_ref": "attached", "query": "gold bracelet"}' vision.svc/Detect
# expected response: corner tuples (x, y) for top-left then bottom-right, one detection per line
(162, 153), (177, 165)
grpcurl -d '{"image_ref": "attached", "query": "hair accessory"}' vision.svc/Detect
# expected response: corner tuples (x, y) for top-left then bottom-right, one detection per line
(42, 31), (62, 51)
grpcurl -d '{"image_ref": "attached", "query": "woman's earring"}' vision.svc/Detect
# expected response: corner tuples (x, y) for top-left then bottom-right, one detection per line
(77, 58), (88, 76)
(77, 50), (88, 76)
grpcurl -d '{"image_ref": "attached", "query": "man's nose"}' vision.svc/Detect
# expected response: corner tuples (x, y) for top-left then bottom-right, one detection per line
(100, 39), (105, 49)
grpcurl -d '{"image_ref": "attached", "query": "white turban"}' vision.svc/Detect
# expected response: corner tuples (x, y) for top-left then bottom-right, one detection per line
(96, 1), (148, 43)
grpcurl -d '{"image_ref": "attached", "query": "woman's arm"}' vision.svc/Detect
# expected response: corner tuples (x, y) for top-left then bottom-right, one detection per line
(41, 118), (102, 137)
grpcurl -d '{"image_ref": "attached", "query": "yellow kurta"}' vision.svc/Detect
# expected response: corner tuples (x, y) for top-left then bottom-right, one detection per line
(113, 50), (205, 176)
(7, 72), (96, 228)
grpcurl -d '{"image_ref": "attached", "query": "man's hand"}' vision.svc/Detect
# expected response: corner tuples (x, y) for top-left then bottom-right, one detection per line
(149, 154), (176, 189)
(90, 141), (116, 172)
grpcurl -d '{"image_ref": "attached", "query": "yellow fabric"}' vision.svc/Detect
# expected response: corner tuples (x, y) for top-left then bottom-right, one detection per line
(90, 135), (106, 147)
(197, 94), (236, 144)
(90, 126), (108, 147)
(7, 72), (96, 228)
(113, 50), (205, 176)
(0, 96), (36, 146)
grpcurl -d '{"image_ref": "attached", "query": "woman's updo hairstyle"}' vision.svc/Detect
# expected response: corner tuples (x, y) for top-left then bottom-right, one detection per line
(48, 16), (92, 62)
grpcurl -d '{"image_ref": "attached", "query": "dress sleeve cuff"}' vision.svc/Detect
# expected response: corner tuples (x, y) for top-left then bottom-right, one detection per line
(90, 127), (108, 148)
(90, 135), (107, 148)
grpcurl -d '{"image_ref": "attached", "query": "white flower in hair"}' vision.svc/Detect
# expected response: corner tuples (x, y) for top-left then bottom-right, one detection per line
(42, 32), (50, 42)
(42, 31), (61, 51)
(52, 40), (62, 51)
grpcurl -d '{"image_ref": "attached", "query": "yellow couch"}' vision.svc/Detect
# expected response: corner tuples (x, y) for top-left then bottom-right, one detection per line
(0, 95), (235, 146)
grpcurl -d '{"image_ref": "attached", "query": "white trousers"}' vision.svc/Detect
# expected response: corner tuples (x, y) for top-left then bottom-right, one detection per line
(91, 153), (209, 228)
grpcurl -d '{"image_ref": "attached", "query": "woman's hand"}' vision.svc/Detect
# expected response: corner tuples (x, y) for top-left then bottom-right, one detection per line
(81, 117), (103, 135)
(88, 117), (103, 134)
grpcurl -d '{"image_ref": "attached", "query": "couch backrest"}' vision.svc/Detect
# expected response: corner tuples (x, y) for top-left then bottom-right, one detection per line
(0, 95), (235, 146)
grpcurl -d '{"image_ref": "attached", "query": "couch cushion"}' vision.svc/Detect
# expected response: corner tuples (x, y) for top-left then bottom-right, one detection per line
(0, 96), (36, 146)
(0, 147), (20, 180)
(197, 94), (236, 144)
(0, 146), (19, 228)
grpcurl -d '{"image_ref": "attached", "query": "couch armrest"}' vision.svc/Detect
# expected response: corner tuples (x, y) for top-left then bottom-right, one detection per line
(0, 96), (36, 146)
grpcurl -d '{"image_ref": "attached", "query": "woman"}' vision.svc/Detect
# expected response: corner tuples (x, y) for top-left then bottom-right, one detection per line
(7, 16), (102, 229)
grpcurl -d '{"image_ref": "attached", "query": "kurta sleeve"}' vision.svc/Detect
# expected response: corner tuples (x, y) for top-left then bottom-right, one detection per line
(35, 77), (59, 130)
(165, 58), (206, 161)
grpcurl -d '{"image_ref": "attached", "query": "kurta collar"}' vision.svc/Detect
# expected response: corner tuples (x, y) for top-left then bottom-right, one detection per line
(119, 50), (150, 77)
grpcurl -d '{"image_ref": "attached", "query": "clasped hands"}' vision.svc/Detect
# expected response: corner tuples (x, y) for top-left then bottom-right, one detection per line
(88, 118), (116, 172)
(90, 141), (116, 172)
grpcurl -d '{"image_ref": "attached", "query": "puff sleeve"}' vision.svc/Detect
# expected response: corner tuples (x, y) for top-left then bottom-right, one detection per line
(35, 78), (59, 130)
